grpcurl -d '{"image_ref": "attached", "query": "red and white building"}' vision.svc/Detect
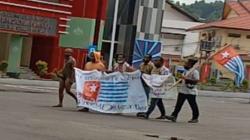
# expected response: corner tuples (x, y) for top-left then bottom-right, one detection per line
(0, 0), (107, 76)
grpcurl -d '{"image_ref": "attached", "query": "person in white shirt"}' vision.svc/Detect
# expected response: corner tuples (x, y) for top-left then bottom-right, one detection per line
(166, 58), (200, 123)
(139, 57), (170, 119)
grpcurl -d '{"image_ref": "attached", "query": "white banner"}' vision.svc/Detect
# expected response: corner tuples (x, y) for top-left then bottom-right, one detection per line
(142, 74), (178, 99)
(75, 68), (148, 113)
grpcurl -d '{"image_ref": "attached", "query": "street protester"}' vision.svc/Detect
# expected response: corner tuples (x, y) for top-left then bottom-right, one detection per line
(165, 58), (200, 123)
(79, 51), (106, 112)
(53, 48), (78, 107)
(138, 56), (170, 119)
(84, 52), (106, 72)
(136, 54), (154, 117)
(113, 54), (134, 72)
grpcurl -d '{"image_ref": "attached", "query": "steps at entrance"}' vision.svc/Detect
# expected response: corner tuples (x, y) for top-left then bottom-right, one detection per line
(19, 67), (41, 80)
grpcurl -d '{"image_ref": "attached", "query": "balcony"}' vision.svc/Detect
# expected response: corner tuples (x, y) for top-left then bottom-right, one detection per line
(199, 40), (216, 52)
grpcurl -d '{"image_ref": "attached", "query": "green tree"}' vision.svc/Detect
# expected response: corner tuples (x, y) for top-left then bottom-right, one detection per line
(180, 0), (224, 22)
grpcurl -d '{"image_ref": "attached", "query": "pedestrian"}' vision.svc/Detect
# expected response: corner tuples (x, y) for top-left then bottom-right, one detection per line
(136, 54), (154, 117)
(79, 51), (106, 112)
(165, 58), (200, 123)
(113, 54), (134, 72)
(84, 52), (106, 72)
(53, 48), (77, 107)
(139, 56), (170, 119)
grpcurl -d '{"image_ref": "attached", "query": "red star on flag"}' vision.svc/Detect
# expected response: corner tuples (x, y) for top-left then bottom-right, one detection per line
(213, 46), (238, 65)
(82, 81), (100, 102)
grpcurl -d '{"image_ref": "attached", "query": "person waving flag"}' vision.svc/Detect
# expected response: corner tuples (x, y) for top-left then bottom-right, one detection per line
(213, 45), (245, 86)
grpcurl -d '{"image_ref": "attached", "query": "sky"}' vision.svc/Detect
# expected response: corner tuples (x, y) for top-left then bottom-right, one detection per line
(173, 0), (224, 4)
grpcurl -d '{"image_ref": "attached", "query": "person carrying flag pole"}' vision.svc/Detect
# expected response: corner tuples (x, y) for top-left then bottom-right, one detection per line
(165, 44), (246, 123)
(168, 44), (245, 90)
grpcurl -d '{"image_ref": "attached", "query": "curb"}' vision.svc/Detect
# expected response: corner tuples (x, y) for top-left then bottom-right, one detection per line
(199, 90), (250, 99)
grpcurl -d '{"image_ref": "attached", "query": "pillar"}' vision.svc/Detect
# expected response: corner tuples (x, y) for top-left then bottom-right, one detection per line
(200, 62), (212, 83)
(7, 35), (24, 78)
(246, 65), (250, 88)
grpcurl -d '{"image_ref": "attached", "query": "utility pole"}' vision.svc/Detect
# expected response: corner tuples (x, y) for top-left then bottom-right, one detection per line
(108, 0), (119, 70)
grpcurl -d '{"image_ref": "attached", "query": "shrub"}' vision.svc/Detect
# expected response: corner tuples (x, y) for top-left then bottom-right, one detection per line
(35, 60), (48, 77)
(241, 80), (249, 92)
(208, 77), (217, 85)
(0, 61), (8, 72)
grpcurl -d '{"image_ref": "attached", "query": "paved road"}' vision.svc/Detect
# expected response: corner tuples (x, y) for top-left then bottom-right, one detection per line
(0, 79), (250, 140)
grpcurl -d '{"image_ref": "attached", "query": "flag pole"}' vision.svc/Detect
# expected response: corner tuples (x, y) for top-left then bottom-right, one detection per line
(108, 0), (119, 70)
(168, 44), (231, 90)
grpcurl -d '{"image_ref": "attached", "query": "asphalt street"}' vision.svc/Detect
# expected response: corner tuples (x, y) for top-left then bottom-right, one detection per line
(0, 78), (250, 140)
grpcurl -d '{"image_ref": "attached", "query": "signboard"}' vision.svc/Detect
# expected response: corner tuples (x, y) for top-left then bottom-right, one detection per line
(88, 45), (97, 54)
(59, 17), (96, 49)
(0, 11), (57, 36)
(132, 39), (162, 68)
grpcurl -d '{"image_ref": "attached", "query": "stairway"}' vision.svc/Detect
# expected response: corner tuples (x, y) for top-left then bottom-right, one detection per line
(19, 67), (41, 80)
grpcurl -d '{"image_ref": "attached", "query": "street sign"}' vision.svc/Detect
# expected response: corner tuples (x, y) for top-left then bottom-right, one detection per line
(88, 45), (97, 54)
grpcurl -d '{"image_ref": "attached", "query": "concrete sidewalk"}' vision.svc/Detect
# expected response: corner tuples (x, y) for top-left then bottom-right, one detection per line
(199, 90), (250, 100)
(0, 78), (249, 99)
(0, 78), (58, 87)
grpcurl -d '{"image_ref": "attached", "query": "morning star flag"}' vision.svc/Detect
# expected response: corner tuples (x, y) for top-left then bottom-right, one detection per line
(213, 46), (245, 86)
(75, 68), (148, 113)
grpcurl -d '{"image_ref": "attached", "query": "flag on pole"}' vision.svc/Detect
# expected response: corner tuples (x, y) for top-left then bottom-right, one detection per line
(213, 46), (245, 86)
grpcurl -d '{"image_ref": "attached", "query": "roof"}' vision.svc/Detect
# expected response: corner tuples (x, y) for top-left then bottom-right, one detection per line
(188, 15), (250, 31)
(227, 1), (250, 16)
(189, 1), (250, 31)
(162, 19), (202, 30)
(165, 0), (199, 22)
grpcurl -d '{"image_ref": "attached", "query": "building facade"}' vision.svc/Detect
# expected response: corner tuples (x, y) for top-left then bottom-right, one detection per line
(189, 0), (250, 82)
(161, 0), (202, 66)
(102, 0), (165, 64)
(0, 0), (107, 77)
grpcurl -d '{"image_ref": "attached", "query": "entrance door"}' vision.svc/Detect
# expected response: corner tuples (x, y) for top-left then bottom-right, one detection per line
(0, 33), (11, 62)
(20, 36), (33, 67)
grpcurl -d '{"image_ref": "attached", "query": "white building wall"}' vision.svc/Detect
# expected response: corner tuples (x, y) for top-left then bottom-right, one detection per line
(182, 31), (200, 57)
(161, 19), (202, 57)
(163, 3), (193, 21)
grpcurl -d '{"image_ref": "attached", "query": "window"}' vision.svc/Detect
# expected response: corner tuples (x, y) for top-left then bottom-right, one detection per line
(228, 33), (241, 38)
(41, 0), (59, 3)
(161, 33), (185, 40)
(174, 46), (181, 52)
(233, 44), (240, 50)
(246, 35), (250, 39)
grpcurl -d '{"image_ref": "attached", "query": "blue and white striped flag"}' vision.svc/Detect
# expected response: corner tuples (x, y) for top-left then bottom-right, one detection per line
(98, 81), (129, 103)
(213, 46), (245, 86)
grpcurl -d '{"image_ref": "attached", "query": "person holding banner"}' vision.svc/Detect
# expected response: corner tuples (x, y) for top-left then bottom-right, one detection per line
(166, 58), (200, 123)
(85, 52), (106, 72)
(136, 54), (154, 117)
(113, 54), (134, 72)
(79, 52), (106, 112)
(53, 48), (78, 107)
(139, 57), (170, 119)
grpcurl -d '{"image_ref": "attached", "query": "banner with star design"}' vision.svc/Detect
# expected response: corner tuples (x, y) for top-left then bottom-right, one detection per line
(213, 46), (245, 86)
(75, 68), (148, 113)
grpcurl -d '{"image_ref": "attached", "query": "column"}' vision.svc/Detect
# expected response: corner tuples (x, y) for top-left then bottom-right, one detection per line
(7, 35), (24, 78)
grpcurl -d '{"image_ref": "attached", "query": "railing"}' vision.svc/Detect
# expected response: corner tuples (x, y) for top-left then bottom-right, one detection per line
(199, 40), (216, 52)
